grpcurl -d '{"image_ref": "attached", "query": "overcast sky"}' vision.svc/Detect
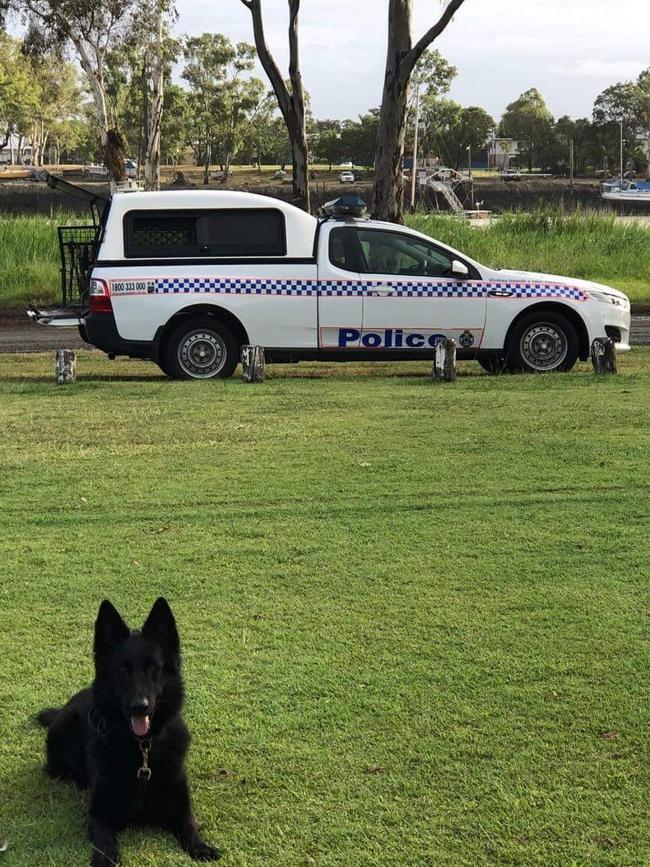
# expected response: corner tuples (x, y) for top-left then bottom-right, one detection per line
(178, 0), (650, 122)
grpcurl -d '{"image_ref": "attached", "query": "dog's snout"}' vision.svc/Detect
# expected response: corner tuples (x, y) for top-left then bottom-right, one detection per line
(130, 697), (150, 716)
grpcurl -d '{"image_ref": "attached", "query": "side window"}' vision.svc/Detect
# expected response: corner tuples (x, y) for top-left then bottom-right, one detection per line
(355, 228), (455, 278)
(199, 210), (285, 256)
(124, 209), (286, 259)
(128, 214), (198, 258)
(328, 227), (356, 271)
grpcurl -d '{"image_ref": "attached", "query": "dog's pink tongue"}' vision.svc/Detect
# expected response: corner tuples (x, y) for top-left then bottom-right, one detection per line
(131, 715), (150, 737)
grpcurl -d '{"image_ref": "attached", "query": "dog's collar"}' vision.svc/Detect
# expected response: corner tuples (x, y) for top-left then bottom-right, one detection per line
(137, 738), (152, 783)
(89, 706), (153, 782)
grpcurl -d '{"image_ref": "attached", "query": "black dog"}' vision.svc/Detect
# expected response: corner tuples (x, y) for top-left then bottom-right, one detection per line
(37, 597), (221, 866)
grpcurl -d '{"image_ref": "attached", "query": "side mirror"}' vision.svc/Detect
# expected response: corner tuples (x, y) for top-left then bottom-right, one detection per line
(451, 259), (469, 278)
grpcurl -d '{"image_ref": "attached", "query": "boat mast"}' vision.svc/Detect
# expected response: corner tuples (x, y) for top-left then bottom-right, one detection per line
(620, 119), (624, 186)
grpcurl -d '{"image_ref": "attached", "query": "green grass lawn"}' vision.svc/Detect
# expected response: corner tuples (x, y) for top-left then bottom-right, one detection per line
(409, 211), (650, 304)
(1, 209), (649, 311)
(0, 352), (648, 866)
(0, 214), (70, 310)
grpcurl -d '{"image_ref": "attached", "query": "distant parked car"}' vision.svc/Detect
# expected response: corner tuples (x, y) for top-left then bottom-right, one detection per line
(338, 161), (353, 169)
(84, 164), (108, 177)
(340, 170), (355, 183)
(85, 160), (137, 179)
(501, 168), (522, 181)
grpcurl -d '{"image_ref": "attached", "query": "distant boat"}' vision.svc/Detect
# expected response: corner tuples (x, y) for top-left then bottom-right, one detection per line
(601, 179), (650, 203)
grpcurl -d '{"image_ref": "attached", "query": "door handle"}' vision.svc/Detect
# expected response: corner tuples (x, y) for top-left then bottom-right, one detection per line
(488, 288), (513, 298)
(368, 285), (398, 296)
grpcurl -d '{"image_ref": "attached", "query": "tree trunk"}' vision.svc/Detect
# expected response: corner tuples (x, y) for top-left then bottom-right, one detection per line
(372, 0), (415, 222)
(240, 0), (310, 211)
(144, 2), (165, 191)
(288, 114), (309, 210)
(203, 141), (211, 185)
(75, 39), (126, 186)
(372, 65), (410, 222)
(371, 0), (467, 223)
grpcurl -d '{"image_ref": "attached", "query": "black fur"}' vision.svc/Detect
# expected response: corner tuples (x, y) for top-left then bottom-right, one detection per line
(37, 597), (221, 866)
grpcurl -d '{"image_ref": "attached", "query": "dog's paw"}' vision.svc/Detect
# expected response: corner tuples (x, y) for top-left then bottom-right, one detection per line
(188, 840), (222, 861)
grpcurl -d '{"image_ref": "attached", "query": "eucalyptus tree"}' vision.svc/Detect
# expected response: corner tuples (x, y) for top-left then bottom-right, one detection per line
(7, 0), (141, 183)
(104, 0), (178, 188)
(130, 0), (177, 188)
(0, 31), (39, 158)
(372, 0), (468, 222)
(0, 31), (82, 164)
(182, 33), (264, 184)
(237, 0), (310, 210)
(499, 88), (554, 172)
(593, 69), (650, 133)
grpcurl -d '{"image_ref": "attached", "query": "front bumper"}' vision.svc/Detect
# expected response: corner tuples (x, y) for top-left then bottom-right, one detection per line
(584, 299), (632, 355)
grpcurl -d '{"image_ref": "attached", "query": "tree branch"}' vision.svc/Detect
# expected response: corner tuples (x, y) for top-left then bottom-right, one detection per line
(407, 0), (467, 74)
(287, 0), (304, 115)
(242, 0), (291, 121)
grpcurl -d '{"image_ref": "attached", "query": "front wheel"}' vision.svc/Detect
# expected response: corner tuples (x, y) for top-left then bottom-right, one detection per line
(477, 352), (507, 374)
(506, 311), (579, 373)
(162, 317), (240, 380)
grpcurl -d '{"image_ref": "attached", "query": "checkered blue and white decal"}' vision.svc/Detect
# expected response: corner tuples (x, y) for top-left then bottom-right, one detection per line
(109, 276), (589, 302)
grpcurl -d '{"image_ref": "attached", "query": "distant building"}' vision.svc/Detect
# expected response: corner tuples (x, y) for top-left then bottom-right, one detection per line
(488, 138), (520, 171)
(0, 132), (33, 165)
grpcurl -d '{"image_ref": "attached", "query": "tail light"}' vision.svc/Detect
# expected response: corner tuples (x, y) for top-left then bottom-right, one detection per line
(89, 278), (112, 313)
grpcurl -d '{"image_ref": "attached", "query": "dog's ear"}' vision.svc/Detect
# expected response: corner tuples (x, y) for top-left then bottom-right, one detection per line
(142, 597), (180, 653)
(94, 600), (130, 656)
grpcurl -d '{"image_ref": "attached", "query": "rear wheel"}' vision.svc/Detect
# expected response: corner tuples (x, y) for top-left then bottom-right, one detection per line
(162, 317), (240, 380)
(506, 311), (579, 373)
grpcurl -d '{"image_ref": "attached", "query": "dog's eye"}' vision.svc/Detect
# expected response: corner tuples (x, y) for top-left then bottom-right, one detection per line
(147, 662), (160, 677)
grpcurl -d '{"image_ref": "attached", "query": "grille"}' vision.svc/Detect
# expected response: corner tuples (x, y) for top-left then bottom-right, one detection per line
(605, 326), (622, 342)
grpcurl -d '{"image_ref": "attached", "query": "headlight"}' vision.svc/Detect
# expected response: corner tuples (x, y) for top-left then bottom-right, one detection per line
(588, 290), (627, 307)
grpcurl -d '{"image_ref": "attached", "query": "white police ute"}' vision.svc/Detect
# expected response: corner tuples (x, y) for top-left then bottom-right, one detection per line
(28, 180), (631, 379)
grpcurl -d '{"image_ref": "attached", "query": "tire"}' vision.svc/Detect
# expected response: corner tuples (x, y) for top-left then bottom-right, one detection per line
(157, 356), (175, 378)
(506, 310), (579, 373)
(162, 317), (240, 380)
(477, 352), (507, 374)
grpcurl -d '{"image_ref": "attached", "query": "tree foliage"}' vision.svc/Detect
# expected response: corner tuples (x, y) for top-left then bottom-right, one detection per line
(499, 88), (554, 171)
(593, 67), (650, 134)
(238, 0), (310, 210)
(372, 0), (468, 222)
(0, 30), (82, 163)
(182, 33), (264, 183)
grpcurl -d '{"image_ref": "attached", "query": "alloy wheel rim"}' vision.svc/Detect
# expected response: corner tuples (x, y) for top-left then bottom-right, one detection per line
(520, 324), (568, 371)
(178, 330), (226, 378)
